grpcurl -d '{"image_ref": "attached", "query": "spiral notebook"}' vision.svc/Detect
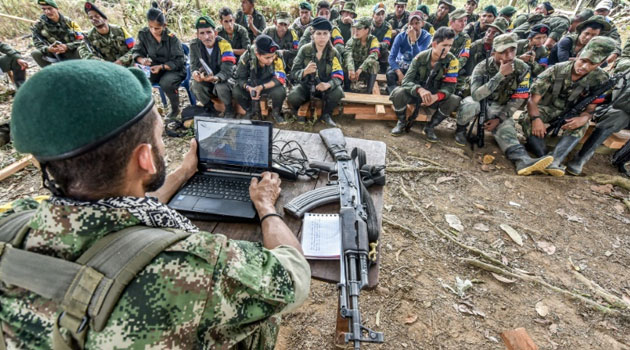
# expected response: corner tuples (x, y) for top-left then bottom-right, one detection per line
(301, 213), (341, 260)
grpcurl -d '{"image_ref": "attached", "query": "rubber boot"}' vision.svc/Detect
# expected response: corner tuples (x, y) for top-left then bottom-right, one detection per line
(271, 104), (286, 124)
(567, 128), (614, 176)
(223, 103), (236, 119)
(203, 101), (218, 115)
(13, 69), (26, 90)
(505, 144), (554, 176)
(0, 123), (10, 147)
(525, 135), (547, 158)
(390, 110), (407, 136)
(454, 123), (469, 147)
(320, 113), (337, 127)
(165, 91), (180, 120)
(344, 77), (351, 92)
(423, 111), (448, 142)
(366, 73), (377, 94)
(544, 135), (580, 176)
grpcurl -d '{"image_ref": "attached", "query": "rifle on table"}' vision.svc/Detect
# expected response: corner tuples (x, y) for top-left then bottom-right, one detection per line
(313, 128), (385, 349)
(466, 49), (490, 149)
(32, 30), (61, 63)
(546, 72), (625, 137)
(404, 48), (446, 132)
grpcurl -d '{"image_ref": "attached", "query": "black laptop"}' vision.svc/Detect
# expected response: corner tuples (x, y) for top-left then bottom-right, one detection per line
(168, 117), (273, 221)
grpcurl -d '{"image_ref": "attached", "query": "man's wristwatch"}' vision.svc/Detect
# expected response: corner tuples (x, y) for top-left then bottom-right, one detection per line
(530, 115), (541, 121)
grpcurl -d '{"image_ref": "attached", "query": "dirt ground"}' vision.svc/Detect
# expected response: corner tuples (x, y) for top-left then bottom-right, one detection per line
(1, 37), (630, 350)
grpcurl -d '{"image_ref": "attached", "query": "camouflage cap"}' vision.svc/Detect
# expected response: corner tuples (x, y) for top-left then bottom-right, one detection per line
(577, 14), (611, 33)
(353, 16), (372, 29)
(487, 17), (509, 34)
(438, 0), (456, 12)
(276, 11), (291, 24)
(578, 35), (616, 63)
(11, 61), (153, 161)
(595, 0), (612, 11)
(373, 2), (386, 14)
(499, 6), (517, 17)
(483, 5), (498, 17)
(574, 9), (594, 22)
(195, 15), (215, 29)
(299, 1), (312, 11)
(449, 8), (467, 20)
(417, 4), (430, 16)
(493, 33), (518, 52)
(37, 0), (57, 8)
(341, 2), (357, 16)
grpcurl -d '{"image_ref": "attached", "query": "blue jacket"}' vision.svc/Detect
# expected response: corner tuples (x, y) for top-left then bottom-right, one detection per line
(388, 29), (432, 71)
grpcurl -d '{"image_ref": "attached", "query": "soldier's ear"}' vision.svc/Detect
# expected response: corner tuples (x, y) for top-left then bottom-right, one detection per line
(136, 143), (157, 175)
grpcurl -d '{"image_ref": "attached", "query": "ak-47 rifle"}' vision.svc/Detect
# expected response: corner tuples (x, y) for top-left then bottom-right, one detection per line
(405, 47), (447, 132)
(466, 48), (490, 149)
(311, 128), (385, 349)
(546, 72), (626, 137)
(32, 30), (61, 63)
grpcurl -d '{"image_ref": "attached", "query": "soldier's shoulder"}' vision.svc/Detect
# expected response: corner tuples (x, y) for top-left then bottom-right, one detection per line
(138, 26), (151, 35)
(514, 58), (530, 71)
(189, 38), (202, 48)
(236, 23), (249, 33)
(446, 51), (458, 61)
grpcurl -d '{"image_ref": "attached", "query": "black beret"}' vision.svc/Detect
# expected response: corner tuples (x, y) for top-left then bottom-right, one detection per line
(542, 1), (554, 14)
(317, 0), (330, 10)
(528, 23), (550, 38)
(311, 16), (333, 31)
(255, 34), (280, 54)
(84, 2), (107, 20)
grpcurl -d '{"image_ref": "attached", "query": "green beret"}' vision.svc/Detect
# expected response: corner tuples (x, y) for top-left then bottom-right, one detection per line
(11, 60), (154, 161)
(483, 5), (498, 17)
(37, 0), (58, 8)
(499, 6), (517, 16)
(195, 15), (215, 29)
(299, 1), (312, 11)
(417, 4), (430, 16)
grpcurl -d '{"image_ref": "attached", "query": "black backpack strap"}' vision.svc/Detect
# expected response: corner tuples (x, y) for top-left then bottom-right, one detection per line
(0, 210), (36, 246)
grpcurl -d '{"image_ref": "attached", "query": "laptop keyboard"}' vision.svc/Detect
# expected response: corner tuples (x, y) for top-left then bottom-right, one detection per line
(181, 175), (251, 202)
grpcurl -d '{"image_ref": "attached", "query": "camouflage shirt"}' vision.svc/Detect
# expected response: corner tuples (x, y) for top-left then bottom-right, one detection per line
(602, 17), (622, 55)
(78, 24), (135, 66)
(470, 57), (531, 118)
(235, 47), (287, 89)
(450, 31), (472, 76)
(428, 13), (450, 30)
(464, 21), (487, 43)
(291, 43), (344, 89)
(386, 11), (410, 33)
(32, 14), (83, 55)
(262, 26), (299, 70)
(343, 34), (380, 73)
(531, 60), (609, 111)
(216, 23), (251, 57)
(468, 13), (479, 23)
(371, 21), (393, 49)
(0, 197), (310, 349)
(235, 9), (267, 41)
(401, 48), (459, 99)
(516, 38), (549, 77)
(514, 14), (569, 42)
(289, 18), (312, 41)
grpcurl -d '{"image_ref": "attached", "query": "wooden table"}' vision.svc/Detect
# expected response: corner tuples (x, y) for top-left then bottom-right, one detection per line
(192, 129), (387, 287)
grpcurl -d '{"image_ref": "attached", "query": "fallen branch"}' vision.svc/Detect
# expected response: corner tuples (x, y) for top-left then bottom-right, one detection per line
(0, 155), (34, 181)
(383, 216), (420, 238)
(624, 199), (630, 212)
(388, 147), (406, 164)
(404, 154), (443, 167)
(388, 166), (450, 173)
(440, 145), (470, 160)
(588, 173), (630, 191)
(0, 13), (36, 24)
(571, 268), (630, 310)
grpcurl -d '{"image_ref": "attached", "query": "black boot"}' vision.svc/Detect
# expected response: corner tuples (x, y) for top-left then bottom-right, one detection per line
(525, 135), (547, 157)
(567, 128), (614, 176)
(320, 113), (336, 127)
(390, 111), (407, 136)
(12, 68), (26, 90)
(344, 77), (351, 92)
(505, 144), (554, 176)
(454, 123), (469, 147)
(165, 91), (180, 120)
(223, 103), (236, 119)
(0, 123), (10, 147)
(271, 104), (286, 124)
(545, 135), (580, 177)
(203, 101), (218, 115)
(366, 74), (377, 94)
(423, 111), (448, 142)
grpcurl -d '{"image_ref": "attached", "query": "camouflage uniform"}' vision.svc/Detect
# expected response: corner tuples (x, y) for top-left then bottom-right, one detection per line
(290, 18), (312, 41)
(263, 26), (299, 72)
(428, 13), (450, 30)
(514, 14), (569, 42)
(462, 39), (490, 77)
(287, 43), (345, 119)
(0, 197), (309, 349)
(233, 47), (287, 115)
(450, 31), (471, 91)
(31, 14), (83, 67)
(468, 13), (479, 23)
(464, 21), (487, 42)
(614, 39), (630, 73)
(516, 39), (549, 77)
(78, 24), (135, 66)
(189, 37), (236, 111)
(371, 20), (392, 72)
(217, 24), (251, 61)
(0, 42), (26, 88)
(333, 18), (353, 44)
(298, 25), (345, 57)
(386, 10), (410, 35)
(344, 34), (380, 85)
(235, 9), (267, 41)
(457, 56), (531, 150)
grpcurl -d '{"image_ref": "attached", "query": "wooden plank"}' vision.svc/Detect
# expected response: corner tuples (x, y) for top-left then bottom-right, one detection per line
(260, 99), (269, 117)
(405, 104), (430, 122)
(0, 155), (34, 182)
(376, 73), (386, 83)
(501, 328), (539, 350)
(343, 105), (377, 115)
(354, 111), (397, 120)
(372, 83), (386, 116)
(342, 92), (392, 105)
(605, 130), (630, 149)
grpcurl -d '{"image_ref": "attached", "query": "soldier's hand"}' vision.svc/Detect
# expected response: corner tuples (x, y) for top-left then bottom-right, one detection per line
(417, 87), (432, 105)
(304, 61), (317, 76)
(142, 58), (153, 66)
(316, 82), (331, 91)
(519, 53), (532, 63)
(48, 45), (59, 54)
(114, 59), (123, 66)
(484, 118), (500, 132)
(343, 16), (353, 24)
(247, 15), (255, 29)
(499, 61), (514, 76)
(16, 59), (28, 70)
(251, 85), (264, 100)
(562, 115), (589, 131)
(250, 172), (282, 212)
(56, 43), (68, 54)
(150, 65), (162, 74)
(356, 68), (363, 78)
(406, 27), (417, 43)
(192, 70), (203, 82)
(396, 69), (404, 84)
(531, 118), (546, 138)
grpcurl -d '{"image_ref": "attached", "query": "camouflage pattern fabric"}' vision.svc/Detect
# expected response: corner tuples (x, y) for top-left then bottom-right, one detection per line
(32, 14), (83, 55)
(290, 18), (312, 41)
(464, 21), (487, 43)
(344, 34), (380, 74)
(263, 26), (299, 71)
(601, 16), (621, 54)
(78, 24), (134, 66)
(614, 39), (630, 73)
(235, 9), (267, 41)
(468, 13), (479, 23)
(516, 38), (548, 77)
(386, 10), (410, 33)
(0, 197), (309, 349)
(428, 13), (450, 30)
(217, 23), (251, 59)
(542, 15), (570, 42)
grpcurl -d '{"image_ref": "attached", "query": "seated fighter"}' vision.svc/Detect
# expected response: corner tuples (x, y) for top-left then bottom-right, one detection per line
(79, 2), (135, 66)
(343, 17), (380, 93)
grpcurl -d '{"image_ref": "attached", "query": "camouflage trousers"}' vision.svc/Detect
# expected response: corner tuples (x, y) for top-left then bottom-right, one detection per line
(233, 83), (286, 111)
(390, 87), (461, 118)
(31, 49), (81, 68)
(519, 105), (589, 139)
(457, 96), (521, 151)
(287, 83), (344, 115)
(234, 316), (280, 350)
(378, 47), (389, 73)
(593, 105), (630, 133)
(191, 80), (233, 108)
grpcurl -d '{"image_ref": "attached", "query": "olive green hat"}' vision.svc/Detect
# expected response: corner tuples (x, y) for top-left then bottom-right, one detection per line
(341, 2), (357, 16)
(577, 14), (611, 33)
(195, 15), (215, 29)
(299, 1), (312, 11)
(574, 9), (594, 22)
(493, 33), (518, 52)
(482, 5), (498, 17)
(579, 36), (616, 63)
(449, 8), (467, 20)
(487, 17), (509, 34)
(438, 0), (456, 13)
(37, 0), (58, 8)
(11, 60), (154, 161)
(499, 6), (517, 17)
(417, 4), (430, 16)
(276, 11), (291, 24)
(353, 16), (372, 29)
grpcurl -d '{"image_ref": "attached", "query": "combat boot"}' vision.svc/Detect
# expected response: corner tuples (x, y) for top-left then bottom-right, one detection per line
(344, 77), (351, 91)
(544, 135), (580, 176)
(525, 135), (547, 157)
(243, 107), (254, 120)
(390, 110), (407, 136)
(423, 111), (448, 142)
(320, 113), (337, 127)
(271, 105), (286, 124)
(165, 92), (180, 120)
(454, 123), (469, 147)
(505, 144), (554, 176)
(366, 74), (377, 94)
(223, 103), (236, 119)
(0, 123), (10, 147)
(13, 69), (26, 90)
(566, 128), (614, 176)
(203, 101), (218, 115)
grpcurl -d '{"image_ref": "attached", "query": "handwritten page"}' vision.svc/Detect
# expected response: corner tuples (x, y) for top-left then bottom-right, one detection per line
(301, 213), (340, 260)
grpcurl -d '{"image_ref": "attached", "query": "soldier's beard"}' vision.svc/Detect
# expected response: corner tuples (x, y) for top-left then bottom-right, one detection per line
(145, 147), (167, 193)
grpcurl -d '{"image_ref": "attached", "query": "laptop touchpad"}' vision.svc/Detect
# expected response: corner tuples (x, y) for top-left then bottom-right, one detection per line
(194, 198), (256, 218)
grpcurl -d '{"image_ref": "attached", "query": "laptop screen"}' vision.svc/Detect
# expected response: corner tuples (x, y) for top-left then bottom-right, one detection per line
(196, 118), (271, 170)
